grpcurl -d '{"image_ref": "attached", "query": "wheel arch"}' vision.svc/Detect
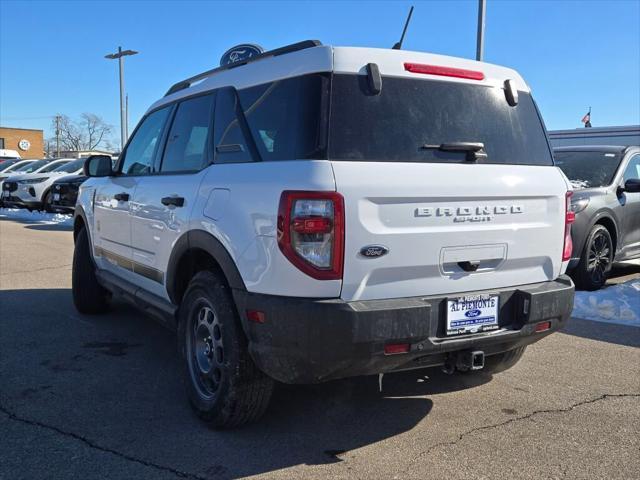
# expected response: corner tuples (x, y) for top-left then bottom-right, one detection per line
(166, 230), (246, 306)
(591, 213), (619, 253)
(73, 206), (88, 242)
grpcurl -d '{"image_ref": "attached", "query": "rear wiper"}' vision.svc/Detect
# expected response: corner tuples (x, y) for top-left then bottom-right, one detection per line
(421, 142), (487, 162)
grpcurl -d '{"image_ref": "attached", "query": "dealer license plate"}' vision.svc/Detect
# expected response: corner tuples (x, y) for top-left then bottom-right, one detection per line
(446, 295), (499, 336)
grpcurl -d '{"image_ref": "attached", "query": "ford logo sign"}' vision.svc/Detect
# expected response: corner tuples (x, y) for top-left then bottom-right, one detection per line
(360, 245), (389, 258)
(220, 44), (265, 66)
(465, 309), (482, 318)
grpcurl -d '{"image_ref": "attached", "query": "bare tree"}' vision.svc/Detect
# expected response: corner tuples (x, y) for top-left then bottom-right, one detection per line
(50, 113), (114, 152)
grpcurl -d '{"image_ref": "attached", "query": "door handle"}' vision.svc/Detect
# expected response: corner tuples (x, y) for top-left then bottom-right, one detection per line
(161, 196), (185, 207)
(458, 261), (481, 272)
(114, 192), (130, 202)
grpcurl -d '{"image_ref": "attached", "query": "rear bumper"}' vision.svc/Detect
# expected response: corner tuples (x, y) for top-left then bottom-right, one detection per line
(234, 276), (575, 384)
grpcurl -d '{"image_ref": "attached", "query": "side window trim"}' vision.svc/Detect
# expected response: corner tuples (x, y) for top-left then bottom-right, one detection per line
(116, 104), (175, 176)
(156, 91), (216, 174)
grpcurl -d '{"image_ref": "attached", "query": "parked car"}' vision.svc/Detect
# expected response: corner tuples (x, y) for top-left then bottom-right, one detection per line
(1, 158), (84, 211)
(0, 158), (23, 171)
(0, 160), (40, 200)
(72, 40), (575, 427)
(48, 173), (87, 214)
(0, 149), (21, 162)
(554, 145), (640, 290)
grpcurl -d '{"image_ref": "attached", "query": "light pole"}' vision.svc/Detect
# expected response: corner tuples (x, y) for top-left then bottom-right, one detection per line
(105, 46), (138, 151)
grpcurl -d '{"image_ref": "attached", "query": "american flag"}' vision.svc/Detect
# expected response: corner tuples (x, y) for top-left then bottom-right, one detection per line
(581, 109), (592, 128)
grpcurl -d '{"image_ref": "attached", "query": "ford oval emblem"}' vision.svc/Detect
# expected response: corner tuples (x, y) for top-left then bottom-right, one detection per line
(220, 44), (265, 66)
(465, 309), (482, 318)
(360, 245), (389, 258)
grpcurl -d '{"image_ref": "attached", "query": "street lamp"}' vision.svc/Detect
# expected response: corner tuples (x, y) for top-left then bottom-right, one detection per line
(105, 46), (138, 151)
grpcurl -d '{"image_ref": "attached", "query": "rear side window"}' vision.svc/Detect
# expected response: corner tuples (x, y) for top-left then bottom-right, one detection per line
(328, 74), (553, 165)
(213, 87), (253, 164)
(160, 94), (214, 172)
(120, 107), (171, 175)
(623, 155), (640, 182)
(238, 74), (327, 161)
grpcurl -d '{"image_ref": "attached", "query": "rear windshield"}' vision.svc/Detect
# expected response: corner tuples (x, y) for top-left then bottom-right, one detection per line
(554, 151), (622, 189)
(328, 74), (553, 165)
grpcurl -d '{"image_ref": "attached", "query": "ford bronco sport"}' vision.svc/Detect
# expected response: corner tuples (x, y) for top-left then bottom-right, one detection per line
(72, 41), (575, 427)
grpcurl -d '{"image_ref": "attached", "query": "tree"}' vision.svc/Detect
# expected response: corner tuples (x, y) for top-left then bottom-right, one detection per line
(49, 113), (114, 152)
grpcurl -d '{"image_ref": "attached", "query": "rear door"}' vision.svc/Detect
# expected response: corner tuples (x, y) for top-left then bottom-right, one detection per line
(130, 93), (214, 299)
(328, 73), (568, 301)
(93, 106), (171, 279)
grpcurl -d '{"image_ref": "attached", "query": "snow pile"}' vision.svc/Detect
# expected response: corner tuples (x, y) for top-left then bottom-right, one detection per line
(0, 208), (73, 226)
(573, 280), (640, 327)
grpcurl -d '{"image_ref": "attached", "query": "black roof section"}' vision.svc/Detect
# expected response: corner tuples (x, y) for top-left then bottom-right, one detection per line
(553, 145), (632, 153)
(165, 40), (322, 97)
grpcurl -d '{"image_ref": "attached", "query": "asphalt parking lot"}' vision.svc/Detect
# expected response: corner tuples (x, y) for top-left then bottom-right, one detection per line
(1, 217), (639, 480)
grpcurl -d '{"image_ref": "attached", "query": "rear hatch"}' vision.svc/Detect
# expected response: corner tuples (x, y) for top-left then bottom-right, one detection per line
(328, 55), (569, 301)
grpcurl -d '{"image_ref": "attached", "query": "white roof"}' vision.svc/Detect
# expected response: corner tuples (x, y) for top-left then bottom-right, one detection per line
(149, 45), (530, 113)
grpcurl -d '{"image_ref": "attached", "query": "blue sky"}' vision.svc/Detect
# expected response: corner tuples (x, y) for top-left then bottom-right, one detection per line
(1, 0), (639, 146)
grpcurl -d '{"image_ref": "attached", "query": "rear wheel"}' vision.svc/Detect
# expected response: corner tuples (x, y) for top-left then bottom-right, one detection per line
(573, 224), (613, 291)
(482, 346), (527, 374)
(178, 271), (274, 428)
(72, 227), (110, 314)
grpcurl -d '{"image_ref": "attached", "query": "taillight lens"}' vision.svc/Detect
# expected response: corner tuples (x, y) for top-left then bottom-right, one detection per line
(404, 62), (485, 80)
(562, 191), (575, 261)
(277, 191), (344, 280)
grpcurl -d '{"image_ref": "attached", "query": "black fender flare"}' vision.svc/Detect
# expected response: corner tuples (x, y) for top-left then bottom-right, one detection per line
(165, 229), (246, 305)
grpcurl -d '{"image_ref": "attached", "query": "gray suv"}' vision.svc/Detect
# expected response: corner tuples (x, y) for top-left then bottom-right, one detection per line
(555, 146), (640, 290)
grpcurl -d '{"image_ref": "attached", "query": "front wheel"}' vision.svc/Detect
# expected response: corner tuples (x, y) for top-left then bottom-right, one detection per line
(573, 224), (613, 291)
(178, 271), (274, 428)
(72, 227), (110, 314)
(42, 191), (53, 213)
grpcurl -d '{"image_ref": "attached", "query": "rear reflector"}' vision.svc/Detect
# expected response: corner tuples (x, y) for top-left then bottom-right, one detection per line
(535, 321), (551, 333)
(384, 343), (410, 355)
(247, 310), (265, 324)
(404, 62), (485, 80)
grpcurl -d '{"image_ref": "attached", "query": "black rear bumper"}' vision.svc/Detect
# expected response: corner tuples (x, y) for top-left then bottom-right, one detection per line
(234, 276), (575, 384)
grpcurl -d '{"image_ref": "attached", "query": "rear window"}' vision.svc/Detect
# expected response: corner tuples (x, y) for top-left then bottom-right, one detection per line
(328, 74), (553, 165)
(554, 151), (622, 189)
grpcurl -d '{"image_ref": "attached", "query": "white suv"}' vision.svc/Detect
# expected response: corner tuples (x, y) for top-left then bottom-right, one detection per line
(72, 41), (575, 427)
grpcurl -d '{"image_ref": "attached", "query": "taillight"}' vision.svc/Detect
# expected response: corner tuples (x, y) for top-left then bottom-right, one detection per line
(277, 191), (344, 280)
(404, 62), (485, 80)
(562, 191), (575, 261)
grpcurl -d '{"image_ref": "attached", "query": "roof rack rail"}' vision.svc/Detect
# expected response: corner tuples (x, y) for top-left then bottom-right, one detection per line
(164, 40), (322, 97)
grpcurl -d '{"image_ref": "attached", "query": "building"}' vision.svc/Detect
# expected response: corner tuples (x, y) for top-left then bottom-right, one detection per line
(548, 125), (640, 147)
(0, 126), (45, 158)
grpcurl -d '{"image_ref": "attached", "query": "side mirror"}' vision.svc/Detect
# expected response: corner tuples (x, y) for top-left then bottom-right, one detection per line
(84, 155), (113, 177)
(623, 178), (640, 194)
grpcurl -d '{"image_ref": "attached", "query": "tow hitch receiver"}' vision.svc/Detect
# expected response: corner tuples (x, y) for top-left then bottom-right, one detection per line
(443, 350), (485, 373)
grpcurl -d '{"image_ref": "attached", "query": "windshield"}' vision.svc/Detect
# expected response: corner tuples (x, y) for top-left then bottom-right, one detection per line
(0, 159), (20, 171)
(13, 161), (36, 172)
(53, 158), (85, 173)
(19, 160), (49, 173)
(328, 75), (553, 165)
(554, 151), (622, 188)
(39, 160), (70, 173)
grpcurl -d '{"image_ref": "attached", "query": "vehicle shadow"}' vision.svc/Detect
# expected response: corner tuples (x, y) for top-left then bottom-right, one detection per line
(562, 317), (640, 349)
(0, 288), (494, 479)
(23, 223), (73, 232)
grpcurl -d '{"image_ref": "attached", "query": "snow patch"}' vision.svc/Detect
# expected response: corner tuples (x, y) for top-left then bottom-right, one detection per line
(573, 279), (640, 327)
(0, 208), (72, 226)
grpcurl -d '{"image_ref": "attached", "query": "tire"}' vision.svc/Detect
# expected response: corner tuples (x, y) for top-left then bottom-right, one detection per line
(42, 191), (53, 213)
(72, 227), (110, 314)
(482, 346), (527, 374)
(178, 270), (274, 428)
(573, 224), (613, 291)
